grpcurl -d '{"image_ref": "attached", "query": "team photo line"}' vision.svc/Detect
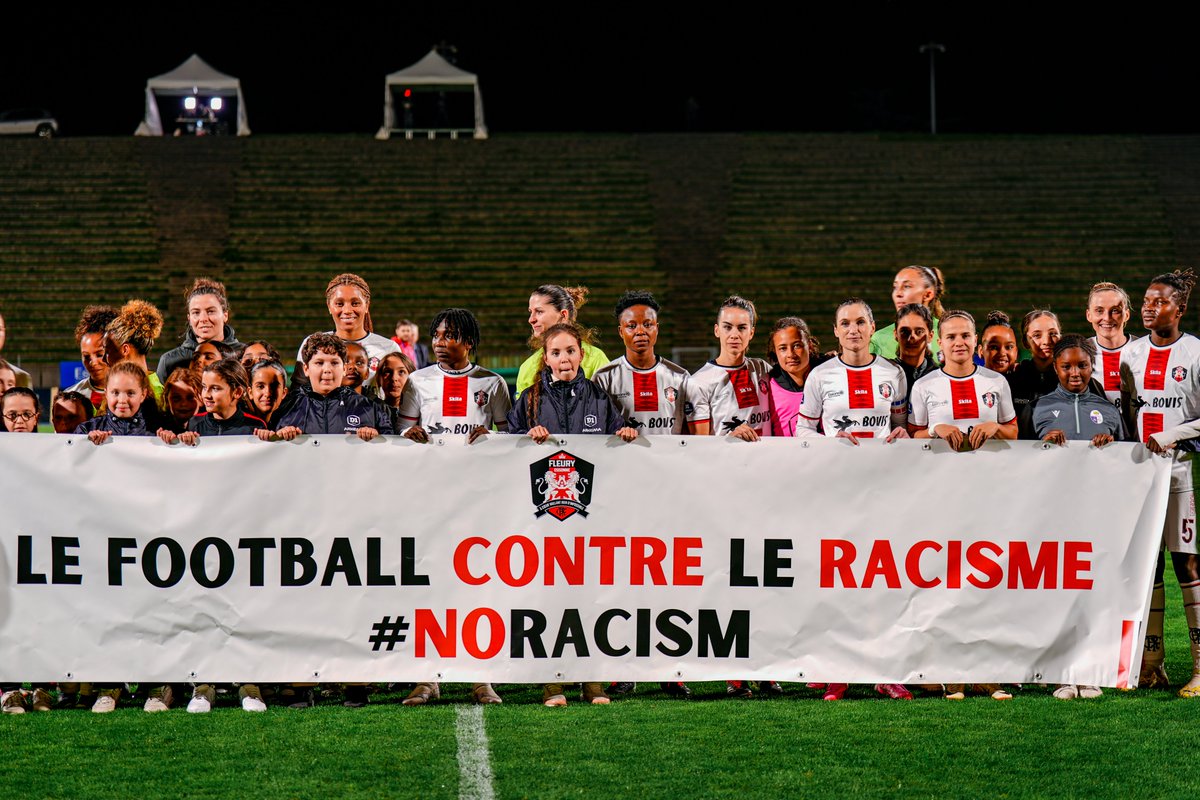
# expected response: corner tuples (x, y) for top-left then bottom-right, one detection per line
(0, 265), (1194, 711)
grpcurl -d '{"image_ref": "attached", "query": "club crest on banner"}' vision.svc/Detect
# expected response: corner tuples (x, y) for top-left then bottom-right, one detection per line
(530, 450), (595, 520)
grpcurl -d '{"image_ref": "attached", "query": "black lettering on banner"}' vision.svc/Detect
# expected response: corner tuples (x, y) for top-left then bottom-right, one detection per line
(636, 608), (651, 657)
(17, 536), (46, 584)
(595, 608), (632, 656)
(510, 610), (548, 658)
(108, 538), (137, 586)
(551, 609), (590, 658)
(729, 539), (758, 586)
(764, 539), (794, 587)
(655, 609), (693, 656)
(400, 537), (430, 585)
(698, 609), (750, 658)
(143, 537), (186, 588)
(321, 538), (362, 586)
(367, 538), (396, 586)
(238, 538), (277, 586)
(282, 538), (317, 586)
(190, 537), (235, 589)
(52, 537), (82, 585)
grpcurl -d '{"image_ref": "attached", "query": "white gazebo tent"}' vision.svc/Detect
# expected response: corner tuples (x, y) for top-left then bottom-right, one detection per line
(134, 54), (250, 137)
(376, 49), (487, 140)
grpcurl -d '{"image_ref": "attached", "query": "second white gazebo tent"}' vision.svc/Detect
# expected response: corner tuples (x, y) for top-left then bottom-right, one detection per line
(376, 49), (487, 140)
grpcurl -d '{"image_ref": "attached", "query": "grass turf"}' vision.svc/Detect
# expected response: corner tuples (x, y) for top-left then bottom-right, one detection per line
(2, 572), (1197, 800)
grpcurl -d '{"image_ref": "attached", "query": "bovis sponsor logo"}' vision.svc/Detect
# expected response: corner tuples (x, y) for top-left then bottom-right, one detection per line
(530, 450), (595, 521)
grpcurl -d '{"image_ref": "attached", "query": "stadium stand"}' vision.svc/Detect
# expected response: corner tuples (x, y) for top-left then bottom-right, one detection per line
(0, 133), (1188, 378)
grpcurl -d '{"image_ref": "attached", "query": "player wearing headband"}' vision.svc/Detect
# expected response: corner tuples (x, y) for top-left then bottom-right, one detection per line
(797, 299), (909, 443)
(1086, 281), (1135, 406)
(398, 308), (511, 445)
(910, 310), (1017, 451)
(687, 296), (772, 442)
(593, 290), (690, 437)
(1120, 268), (1200, 696)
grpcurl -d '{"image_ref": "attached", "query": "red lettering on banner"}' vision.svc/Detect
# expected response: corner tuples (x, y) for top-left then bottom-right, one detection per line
(905, 540), (943, 588)
(950, 378), (979, 420)
(496, 536), (538, 586)
(442, 375), (469, 417)
(966, 541), (1004, 588)
(1145, 348), (1171, 391)
(633, 371), (659, 413)
(414, 608), (456, 657)
(1007, 541), (1058, 589)
(729, 368), (759, 409)
(589, 537), (627, 585)
(947, 540), (962, 589)
(631, 537), (668, 585)
(820, 540), (858, 588)
(1102, 351), (1121, 393)
(673, 538), (703, 586)
(847, 368), (874, 410)
(862, 540), (901, 588)
(454, 537), (490, 585)
(462, 608), (505, 659)
(819, 539), (1095, 590)
(544, 537), (585, 585)
(1141, 412), (1164, 443)
(1063, 541), (1094, 589)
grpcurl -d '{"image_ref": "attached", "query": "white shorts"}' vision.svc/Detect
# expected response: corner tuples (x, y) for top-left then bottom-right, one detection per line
(1164, 488), (1198, 554)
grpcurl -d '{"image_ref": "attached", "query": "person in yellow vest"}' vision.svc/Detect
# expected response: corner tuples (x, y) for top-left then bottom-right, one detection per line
(516, 284), (609, 397)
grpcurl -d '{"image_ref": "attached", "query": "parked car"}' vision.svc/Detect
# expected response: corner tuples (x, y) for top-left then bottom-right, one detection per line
(0, 108), (59, 138)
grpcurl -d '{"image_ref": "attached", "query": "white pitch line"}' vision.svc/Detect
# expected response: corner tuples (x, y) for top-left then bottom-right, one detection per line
(455, 704), (496, 800)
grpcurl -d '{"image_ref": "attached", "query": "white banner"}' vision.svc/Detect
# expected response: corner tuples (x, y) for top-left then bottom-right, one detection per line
(0, 434), (1171, 686)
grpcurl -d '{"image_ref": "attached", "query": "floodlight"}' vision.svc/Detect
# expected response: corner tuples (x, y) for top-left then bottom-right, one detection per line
(211, 98), (223, 111)
(184, 97), (197, 110)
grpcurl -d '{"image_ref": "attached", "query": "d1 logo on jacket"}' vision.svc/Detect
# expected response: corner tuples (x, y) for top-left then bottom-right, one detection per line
(530, 450), (595, 520)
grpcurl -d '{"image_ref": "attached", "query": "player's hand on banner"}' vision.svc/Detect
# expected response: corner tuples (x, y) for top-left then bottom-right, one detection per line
(616, 427), (639, 442)
(1091, 433), (1114, 448)
(1147, 434), (1174, 456)
(467, 425), (490, 444)
(968, 422), (1001, 450)
(933, 424), (964, 450)
(834, 429), (859, 446)
(157, 429), (179, 445)
(356, 427), (380, 442)
(257, 426), (302, 442)
(87, 430), (111, 445)
(1042, 429), (1067, 446)
(404, 426), (429, 443)
(885, 427), (910, 443)
(528, 425), (551, 444)
(730, 423), (759, 442)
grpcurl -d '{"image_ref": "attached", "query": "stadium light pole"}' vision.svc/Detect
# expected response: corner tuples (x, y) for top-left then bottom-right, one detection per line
(919, 42), (946, 134)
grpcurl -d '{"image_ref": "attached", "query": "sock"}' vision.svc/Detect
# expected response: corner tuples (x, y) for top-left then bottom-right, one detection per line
(1183, 580), (1200, 676)
(1145, 582), (1166, 666)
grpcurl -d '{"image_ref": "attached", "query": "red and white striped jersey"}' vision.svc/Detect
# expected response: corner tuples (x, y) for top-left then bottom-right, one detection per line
(797, 356), (907, 438)
(592, 356), (691, 435)
(1089, 335), (1135, 405)
(909, 366), (1016, 432)
(398, 363), (512, 435)
(1120, 334), (1200, 444)
(687, 358), (772, 435)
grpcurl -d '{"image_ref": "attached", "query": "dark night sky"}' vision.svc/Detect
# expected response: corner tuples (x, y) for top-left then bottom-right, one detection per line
(3, 5), (1198, 137)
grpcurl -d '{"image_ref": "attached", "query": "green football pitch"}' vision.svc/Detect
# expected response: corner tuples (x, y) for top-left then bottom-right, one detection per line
(3, 573), (1199, 800)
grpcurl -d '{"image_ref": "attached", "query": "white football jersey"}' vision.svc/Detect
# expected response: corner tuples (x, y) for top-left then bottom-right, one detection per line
(1089, 336), (1135, 405)
(797, 356), (907, 438)
(593, 356), (691, 435)
(909, 366), (1016, 432)
(1120, 334), (1200, 444)
(398, 363), (512, 435)
(687, 358), (772, 435)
